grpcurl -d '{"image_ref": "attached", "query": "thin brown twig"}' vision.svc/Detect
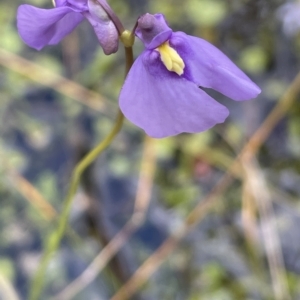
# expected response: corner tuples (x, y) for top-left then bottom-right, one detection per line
(8, 171), (57, 221)
(0, 150), (57, 221)
(0, 272), (20, 300)
(241, 173), (259, 247)
(241, 71), (300, 159)
(52, 135), (156, 300)
(0, 48), (115, 116)
(109, 70), (300, 300)
(242, 158), (291, 300)
(1, 157), (83, 245)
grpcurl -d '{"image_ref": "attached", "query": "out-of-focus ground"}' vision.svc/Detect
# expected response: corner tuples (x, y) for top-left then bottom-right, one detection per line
(1, 0), (300, 299)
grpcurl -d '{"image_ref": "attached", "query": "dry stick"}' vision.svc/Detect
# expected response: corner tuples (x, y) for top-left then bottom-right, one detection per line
(242, 71), (300, 158)
(0, 48), (115, 116)
(2, 163), (82, 244)
(0, 272), (20, 300)
(53, 136), (156, 300)
(242, 159), (291, 300)
(8, 171), (57, 221)
(241, 172), (259, 248)
(110, 71), (300, 300)
(0, 151), (57, 221)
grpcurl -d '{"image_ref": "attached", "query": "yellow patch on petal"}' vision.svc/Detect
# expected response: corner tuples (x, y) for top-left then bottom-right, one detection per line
(156, 41), (185, 75)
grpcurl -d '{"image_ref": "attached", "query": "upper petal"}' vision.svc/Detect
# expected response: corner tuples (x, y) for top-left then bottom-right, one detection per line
(85, 0), (118, 54)
(135, 13), (172, 49)
(170, 32), (261, 101)
(17, 5), (84, 50)
(119, 51), (229, 138)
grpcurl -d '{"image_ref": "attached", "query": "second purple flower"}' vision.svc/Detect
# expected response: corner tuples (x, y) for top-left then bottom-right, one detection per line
(17, 0), (118, 54)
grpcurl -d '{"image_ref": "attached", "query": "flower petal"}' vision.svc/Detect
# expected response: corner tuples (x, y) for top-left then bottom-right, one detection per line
(54, 0), (88, 11)
(17, 5), (84, 50)
(67, 0), (88, 11)
(54, 0), (66, 7)
(84, 0), (118, 54)
(119, 51), (229, 138)
(136, 14), (172, 49)
(170, 32), (261, 101)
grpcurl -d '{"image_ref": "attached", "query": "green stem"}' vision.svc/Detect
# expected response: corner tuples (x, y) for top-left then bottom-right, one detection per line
(29, 44), (134, 300)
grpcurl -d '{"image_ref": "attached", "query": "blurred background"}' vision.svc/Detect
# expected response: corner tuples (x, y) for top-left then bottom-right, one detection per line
(1, 0), (300, 299)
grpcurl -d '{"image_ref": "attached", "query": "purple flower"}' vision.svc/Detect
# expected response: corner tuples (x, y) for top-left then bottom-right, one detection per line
(119, 13), (261, 138)
(17, 0), (118, 54)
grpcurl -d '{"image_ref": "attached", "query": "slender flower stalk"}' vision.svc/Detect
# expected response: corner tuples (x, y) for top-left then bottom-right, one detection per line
(29, 111), (125, 300)
(29, 14), (135, 300)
